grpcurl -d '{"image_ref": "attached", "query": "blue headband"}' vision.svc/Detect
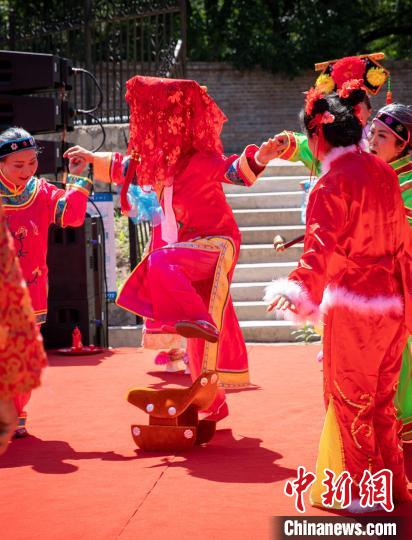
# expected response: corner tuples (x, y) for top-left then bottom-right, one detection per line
(0, 136), (37, 159)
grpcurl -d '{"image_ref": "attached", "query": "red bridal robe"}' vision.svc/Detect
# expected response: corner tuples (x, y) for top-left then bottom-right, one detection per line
(94, 146), (264, 388)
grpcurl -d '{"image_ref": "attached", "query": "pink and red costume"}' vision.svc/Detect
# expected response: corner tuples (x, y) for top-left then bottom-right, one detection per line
(94, 76), (266, 416)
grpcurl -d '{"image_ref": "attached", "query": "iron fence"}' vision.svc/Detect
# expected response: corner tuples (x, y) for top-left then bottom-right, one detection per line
(0, 1), (187, 271)
(0, 0), (186, 123)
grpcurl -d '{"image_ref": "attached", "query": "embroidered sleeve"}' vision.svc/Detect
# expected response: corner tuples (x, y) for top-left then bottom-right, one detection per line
(93, 151), (125, 185)
(47, 176), (91, 228)
(278, 131), (321, 175)
(223, 144), (266, 187)
(0, 204), (46, 400)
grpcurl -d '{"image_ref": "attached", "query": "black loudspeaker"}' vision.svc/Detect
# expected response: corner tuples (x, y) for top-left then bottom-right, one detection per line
(0, 51), (75, 135)
(36, 140), (72, 175)
(41, 214), (107, 349)
(0, 94), (74, 133)
(0, 51), (73, 93)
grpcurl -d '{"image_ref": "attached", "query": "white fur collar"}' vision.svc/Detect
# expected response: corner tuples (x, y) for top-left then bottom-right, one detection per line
(321, 145), (358, 175)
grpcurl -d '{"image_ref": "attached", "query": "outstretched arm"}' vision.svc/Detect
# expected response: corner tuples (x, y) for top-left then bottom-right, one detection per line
(221, 138), (283, 187)
(64, 146), (126, 185)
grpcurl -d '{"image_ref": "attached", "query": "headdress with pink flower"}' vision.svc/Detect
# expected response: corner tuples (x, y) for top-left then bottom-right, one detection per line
(304, 87), (335, 130)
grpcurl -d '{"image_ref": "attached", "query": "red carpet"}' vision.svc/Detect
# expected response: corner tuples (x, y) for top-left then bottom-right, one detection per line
(1, 345), (411, 540)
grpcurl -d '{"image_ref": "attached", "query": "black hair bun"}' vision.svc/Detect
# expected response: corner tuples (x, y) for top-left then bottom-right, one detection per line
(312, 96), (329, 115)
(341, 88), (366, 108)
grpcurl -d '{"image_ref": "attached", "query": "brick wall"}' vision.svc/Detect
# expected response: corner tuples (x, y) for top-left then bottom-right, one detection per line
(186, 60), (412, 153)
(59, 59), (412, 155)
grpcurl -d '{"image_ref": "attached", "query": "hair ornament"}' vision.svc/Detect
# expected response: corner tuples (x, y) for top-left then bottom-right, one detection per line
(304, 86), (325, 116)
(315, 73), (335, 94)
(338, 79), (364, 99)
(308, 111), (336, 130)
(331, 56), (365, 88)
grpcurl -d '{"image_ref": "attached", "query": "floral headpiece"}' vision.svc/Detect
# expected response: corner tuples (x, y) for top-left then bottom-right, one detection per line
(332, 57), (365, 89)
(336, 79), (367, 124)
(305, 87), (335, 130)
(338, 79), (364, 99)
(308, 111), (335, 131)
(304, 87), (325, 116)
(314, 53), (389, 97)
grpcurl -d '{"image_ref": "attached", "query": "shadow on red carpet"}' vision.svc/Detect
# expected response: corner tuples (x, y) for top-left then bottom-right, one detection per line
(47, 349), (115, 367)
(136, 428), (296, 484)
(1, 435), (137, 474)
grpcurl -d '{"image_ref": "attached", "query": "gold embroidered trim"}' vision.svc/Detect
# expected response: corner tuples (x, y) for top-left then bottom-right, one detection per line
(334, 381), (373, 450)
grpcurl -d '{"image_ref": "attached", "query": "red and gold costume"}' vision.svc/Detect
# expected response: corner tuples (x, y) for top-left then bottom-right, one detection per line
(265, 146), (412, 505)
(94, 76), (266, 415)
(0, 201), (46, 401)
(0, 172), (93, 324)
(0, 170), (92, 427)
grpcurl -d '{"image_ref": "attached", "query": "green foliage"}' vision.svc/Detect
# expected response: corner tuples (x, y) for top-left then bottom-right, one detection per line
(114, 210), (130, 290)
(291, 323), (321, 344)
(187, 0), (412, 74)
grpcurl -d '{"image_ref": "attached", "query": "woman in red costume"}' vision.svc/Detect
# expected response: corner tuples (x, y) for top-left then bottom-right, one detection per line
(0, 127), (91, 437)
(265, 84), (412, 509)
(0, 199), (46, 453)
(66, 76), (275, 420)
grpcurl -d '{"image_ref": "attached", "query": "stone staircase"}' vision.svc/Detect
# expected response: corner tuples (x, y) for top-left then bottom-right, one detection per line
(224, 158), (308, 342)
(109, 159), (309, 346)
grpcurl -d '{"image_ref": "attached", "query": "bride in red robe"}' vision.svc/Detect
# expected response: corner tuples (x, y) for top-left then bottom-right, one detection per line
(66, 76), (276, 420)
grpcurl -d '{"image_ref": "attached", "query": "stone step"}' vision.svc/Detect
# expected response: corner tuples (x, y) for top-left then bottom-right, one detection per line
(230, 281), (270, 302)
(233, 261), (297, 282)
(239, 320), (297, 342)
(227, 191), (303, 209)
(234, 300), (284, 321)
(263, 158), (309, 177)
(233, 208), (302, 226)
(238, 243), (303, 264)
(239, 225), (305, 244)
(109, 325), (143, 348)
(109, 321), (298, 345)
(224, 176), (309, 194)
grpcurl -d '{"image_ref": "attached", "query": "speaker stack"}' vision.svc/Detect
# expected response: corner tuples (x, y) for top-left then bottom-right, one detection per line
(0, 50), (74, 175)
(42, 215), (107, 349)
(0, 50), (108, 348)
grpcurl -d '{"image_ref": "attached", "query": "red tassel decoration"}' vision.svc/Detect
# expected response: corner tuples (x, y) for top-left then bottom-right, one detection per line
(120, 150), (140, 214)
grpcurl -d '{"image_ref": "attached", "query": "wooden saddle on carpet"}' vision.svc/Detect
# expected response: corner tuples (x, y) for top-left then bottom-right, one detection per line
(127, 371), (219, 451)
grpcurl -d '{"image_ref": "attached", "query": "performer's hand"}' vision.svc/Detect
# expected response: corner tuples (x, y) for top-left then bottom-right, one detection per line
(266, 294), (296, 313)
(0, 399), (17, 456)
(68, 156), (87, 175)
(255, 134), (288, 165)
(64, 145), (94, 164)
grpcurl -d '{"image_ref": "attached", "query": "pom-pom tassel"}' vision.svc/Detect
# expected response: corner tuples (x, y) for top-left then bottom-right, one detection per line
(154, 351), (170, 365)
